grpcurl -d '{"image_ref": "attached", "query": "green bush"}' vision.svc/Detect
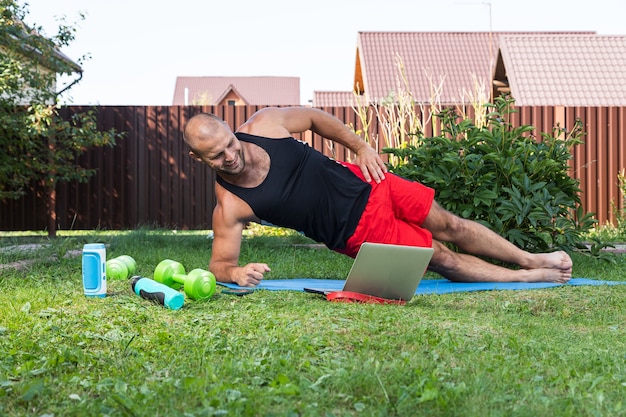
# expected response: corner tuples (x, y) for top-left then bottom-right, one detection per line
(383, 96), (597, 253)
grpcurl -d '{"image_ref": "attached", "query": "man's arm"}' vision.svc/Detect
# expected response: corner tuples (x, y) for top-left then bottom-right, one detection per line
(209, 186), (270, 286)
(238, 107), (387, 183)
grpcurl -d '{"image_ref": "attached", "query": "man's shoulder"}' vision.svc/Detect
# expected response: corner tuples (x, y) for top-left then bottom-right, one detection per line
(236, 108), (293, 138)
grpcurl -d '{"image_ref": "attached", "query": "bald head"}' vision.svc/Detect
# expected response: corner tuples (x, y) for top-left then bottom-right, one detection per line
(183, 113), (229, 153)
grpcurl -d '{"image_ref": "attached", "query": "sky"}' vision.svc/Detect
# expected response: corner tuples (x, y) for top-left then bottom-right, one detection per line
(22, 0), (626, 106)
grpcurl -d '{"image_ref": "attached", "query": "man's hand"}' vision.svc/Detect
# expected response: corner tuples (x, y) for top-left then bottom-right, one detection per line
(234, 263), (271, 287)
(354, 145), (387, 183)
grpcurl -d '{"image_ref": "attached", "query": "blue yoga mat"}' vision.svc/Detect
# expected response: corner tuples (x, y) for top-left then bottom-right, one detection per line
(219, 278), (626, 295)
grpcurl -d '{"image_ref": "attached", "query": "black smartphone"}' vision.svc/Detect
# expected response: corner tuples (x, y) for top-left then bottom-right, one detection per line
(221, 288), (254, 296)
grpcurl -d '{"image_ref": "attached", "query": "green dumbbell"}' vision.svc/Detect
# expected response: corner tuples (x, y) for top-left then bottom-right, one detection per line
(106, 255), (137, 280)
(153, 259), (216, 300)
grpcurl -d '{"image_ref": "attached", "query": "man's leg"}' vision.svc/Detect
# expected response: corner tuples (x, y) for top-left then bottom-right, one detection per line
(429, 240), (571, 283)
(422, 201), (573, 283)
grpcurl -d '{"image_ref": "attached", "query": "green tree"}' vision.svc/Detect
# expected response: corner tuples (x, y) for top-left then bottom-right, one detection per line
(0, 0), (122, 236)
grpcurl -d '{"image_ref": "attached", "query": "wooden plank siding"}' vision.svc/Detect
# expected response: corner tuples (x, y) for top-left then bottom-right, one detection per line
(0, 105), (624, 231)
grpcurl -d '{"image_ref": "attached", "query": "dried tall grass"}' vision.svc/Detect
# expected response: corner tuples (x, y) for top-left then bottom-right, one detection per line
(349, 54), (491, 160)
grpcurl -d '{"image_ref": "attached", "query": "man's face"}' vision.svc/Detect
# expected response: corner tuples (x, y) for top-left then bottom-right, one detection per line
(190, 129), (245, 176)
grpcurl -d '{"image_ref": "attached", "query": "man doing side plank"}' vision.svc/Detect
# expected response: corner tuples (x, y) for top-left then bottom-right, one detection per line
(183, 107), (573, 287)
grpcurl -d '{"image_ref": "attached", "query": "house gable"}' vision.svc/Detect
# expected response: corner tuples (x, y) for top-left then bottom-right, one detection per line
(214, 85), (249, 106)
(172, 76), (300, 106)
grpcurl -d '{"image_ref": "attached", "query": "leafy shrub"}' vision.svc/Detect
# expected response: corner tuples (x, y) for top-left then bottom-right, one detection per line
(383, 96), (597, 253)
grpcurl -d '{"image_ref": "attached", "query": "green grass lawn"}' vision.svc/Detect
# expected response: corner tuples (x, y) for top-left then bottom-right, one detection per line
(1, 227), (626, 417)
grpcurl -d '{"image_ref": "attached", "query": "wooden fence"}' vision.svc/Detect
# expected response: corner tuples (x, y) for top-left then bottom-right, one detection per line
(0, 105), (624, 231)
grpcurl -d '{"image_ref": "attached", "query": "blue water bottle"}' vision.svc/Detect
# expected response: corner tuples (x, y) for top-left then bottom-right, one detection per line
(130, 276), (184, 310)
(82, 243), (107, 297)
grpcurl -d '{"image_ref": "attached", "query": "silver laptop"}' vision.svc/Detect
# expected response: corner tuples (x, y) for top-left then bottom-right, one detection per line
(305, 242), (434, 301)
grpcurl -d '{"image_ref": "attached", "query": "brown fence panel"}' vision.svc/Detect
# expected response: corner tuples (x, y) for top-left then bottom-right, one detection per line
(0, 105), (624, 231)
(507, 105), (625, 225)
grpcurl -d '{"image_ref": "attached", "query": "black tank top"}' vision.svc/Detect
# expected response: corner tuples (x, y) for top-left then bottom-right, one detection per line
(216, 132), (371, 249)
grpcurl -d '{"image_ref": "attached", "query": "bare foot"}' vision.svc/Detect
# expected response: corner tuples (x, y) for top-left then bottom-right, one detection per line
(525, 251), (573, 272)
(518, 267), (572, 284)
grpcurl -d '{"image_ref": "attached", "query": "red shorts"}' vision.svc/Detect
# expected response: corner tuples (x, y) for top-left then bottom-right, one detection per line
(336, 163), (435, 258)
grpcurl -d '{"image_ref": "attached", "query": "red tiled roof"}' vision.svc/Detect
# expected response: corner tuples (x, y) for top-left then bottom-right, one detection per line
(355, 31), (596, 105)
(498, 34), (626, 106)
(172, 76), (300, 106)
(312, 91), (368, 107)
